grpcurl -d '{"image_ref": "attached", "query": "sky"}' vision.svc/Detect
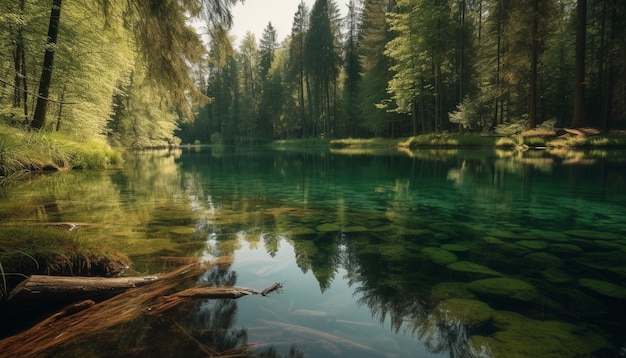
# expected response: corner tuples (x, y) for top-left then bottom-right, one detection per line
(229, 0), (349, 47)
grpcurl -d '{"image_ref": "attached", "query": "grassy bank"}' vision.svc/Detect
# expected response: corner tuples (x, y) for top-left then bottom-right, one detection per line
(0, 226), (131, 300)
(0, 124), (122, 184)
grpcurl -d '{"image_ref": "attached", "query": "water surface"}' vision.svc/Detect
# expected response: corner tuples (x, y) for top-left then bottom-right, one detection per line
(2, 146), (625, 357)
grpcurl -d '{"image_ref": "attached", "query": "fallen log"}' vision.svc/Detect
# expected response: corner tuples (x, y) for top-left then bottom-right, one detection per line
(8, 274), (159, 302)
(0, 259), (282, 357)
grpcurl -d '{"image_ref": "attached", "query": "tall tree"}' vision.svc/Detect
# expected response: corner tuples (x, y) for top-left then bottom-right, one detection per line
(258, 22), (278, 81)
(570, 0), (586, 128)
(288, 1), (310, 138)
(343, 0), (362, 138)
(386, 0), (456, 134)
(304, 0), (341, 137)
(31, 0), (62, 130)
(358, 0), (397, 136)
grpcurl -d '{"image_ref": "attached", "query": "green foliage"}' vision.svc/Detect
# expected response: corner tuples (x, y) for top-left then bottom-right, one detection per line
(0, 123), (122, 184)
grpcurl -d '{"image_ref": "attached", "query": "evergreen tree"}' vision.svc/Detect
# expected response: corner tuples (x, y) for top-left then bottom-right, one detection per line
(258, 22), (278, 81)
(304, 0), (341, 137)
(287, 1), (310, 138)
(342, 0), (362, 137)
(358, 0), (397, 136)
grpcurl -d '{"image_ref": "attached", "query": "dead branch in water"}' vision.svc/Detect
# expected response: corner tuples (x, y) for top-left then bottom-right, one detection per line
(0, 257), (281, 358)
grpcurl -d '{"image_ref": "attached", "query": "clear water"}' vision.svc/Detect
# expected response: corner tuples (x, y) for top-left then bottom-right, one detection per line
(2, 146), (625, 357)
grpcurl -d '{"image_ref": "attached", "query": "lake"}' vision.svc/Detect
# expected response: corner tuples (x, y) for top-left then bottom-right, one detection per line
(1, 146), (625, 357)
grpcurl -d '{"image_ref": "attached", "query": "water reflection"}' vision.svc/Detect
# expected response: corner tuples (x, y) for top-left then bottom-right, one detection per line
(1, 147), (625, 357)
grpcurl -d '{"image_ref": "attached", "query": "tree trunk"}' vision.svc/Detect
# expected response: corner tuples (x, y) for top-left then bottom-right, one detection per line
(571, 0), (587, 128)
(528, 0), (539, 129)
(8, 274), (159, 302)
(31, 0), (63, 130)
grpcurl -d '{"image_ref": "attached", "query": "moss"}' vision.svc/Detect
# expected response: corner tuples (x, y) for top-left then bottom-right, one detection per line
(539, 231), (570, 242)
(421, 247), (458, 265)
(482, 236), (505, 245)
(541, 268), (572, 284)
(516, 240), (549, 250)
(564, 230), (621, 240)
(342, 225), (368, 233)
(431, 282), (476, 301)
(468, 277), (538, 302)
(469, 311), (610, 358)
(315, 223), (341, 232)
(486, 230), (525, 240)
(447, 261), (503, 278)
(434, 298), (493, 328)
(440, 244), (470, 252)
(579, 278), (626, 299)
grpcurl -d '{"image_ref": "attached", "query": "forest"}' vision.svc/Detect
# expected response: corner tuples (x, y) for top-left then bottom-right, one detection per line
(1, 0), (625, 148)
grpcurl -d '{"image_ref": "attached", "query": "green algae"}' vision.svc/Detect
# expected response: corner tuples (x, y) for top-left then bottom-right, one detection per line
(523, 252), (563, 270)
(539, 231), (570, 242)
(486, 230), (525, 240)
(468, 277), (538, 302)
(440, 244), (470, 252)
(421, 247), (458, 265)
(469, 310), (610, 358)
(431, 282), (476, 301)
(315, 223), (341, 232)
(541, 267), (572, 284)
(434, 298), (493, 328)
(579, 278), (626, 299)
(564, 230), (621, 240)
(516, 240), (549, 250)
(482, 236), (505, 245)
(446, 261), (502, 278)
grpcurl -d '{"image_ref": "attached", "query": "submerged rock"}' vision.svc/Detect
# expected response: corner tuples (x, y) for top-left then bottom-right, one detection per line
(482, 236), (505, 245)
(468, 277), (537, 302)
(446, 261), (503, 278)
(541, 268), (572, 284)
(421, 247), (458, 265)
(564, 230), (621, 241)
(315, 223), (341, 232)
(486, 230), (525, 240)
(579, 278), (626, 299)
(434, 298), (493, 328)
(440, 244), (470, 252)
(431, 282), (476, 301)
(516, 240), (549, 250)
(469, 310), (610, 358)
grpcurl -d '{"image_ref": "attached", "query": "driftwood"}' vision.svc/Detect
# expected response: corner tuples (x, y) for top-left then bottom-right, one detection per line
(0, 257), (282, 358)
(8, 274), (159, 302)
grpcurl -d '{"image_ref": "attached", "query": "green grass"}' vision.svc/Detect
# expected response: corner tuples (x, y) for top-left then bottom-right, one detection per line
(0, 226), (130, 285)
(330, 137), (406, 148)
(0, 124), (122, 184)
(402, 134), (498, 148)
(546, 134), (626, 148)
(270, 138), (331, 147)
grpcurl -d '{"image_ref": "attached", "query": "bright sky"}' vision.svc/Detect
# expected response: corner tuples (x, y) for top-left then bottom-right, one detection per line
(229, 0), (349, 47)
